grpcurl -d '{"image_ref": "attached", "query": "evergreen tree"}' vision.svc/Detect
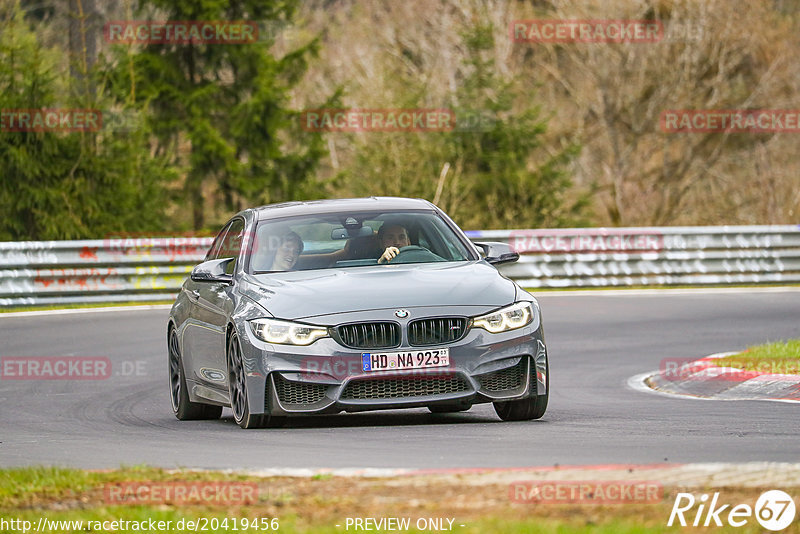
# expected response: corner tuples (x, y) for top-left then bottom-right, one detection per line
(117, 0), (329, 230)
(0, 1), (172, 240)
(344, 21), (588, 230)
(441, 23), (588, 229)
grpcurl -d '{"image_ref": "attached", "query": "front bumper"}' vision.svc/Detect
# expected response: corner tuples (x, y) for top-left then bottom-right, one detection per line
(238, 308), (548, 416)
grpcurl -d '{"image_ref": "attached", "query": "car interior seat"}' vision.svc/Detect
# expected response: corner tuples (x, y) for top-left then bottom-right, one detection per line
(343, 234), (383, 259)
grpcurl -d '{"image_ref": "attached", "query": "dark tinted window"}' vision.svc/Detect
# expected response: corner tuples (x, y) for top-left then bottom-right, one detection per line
(205, 223), (231, 261)
(217, 218), (245, 274)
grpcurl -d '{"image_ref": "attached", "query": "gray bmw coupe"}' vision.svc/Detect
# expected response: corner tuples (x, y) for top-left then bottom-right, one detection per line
(168, 197), (549, 428)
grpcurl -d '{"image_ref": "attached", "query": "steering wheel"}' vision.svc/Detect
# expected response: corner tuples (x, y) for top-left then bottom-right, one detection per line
(388, 245), (446, 264)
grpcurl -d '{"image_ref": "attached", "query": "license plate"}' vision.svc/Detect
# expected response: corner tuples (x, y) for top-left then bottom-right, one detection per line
(361, 348), (450, 372)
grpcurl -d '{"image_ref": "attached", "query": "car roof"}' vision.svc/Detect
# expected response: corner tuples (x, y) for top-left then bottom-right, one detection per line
(252, 197), (436, 221)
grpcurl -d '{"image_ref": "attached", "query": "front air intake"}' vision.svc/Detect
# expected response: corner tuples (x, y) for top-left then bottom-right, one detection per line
(408, 317), (468, 346)
(336, 322), (400, 349)
(341, 375), (469, 400)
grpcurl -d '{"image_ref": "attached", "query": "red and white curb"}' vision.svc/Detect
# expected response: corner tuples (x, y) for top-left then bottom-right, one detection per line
(629, 351), (800, 403)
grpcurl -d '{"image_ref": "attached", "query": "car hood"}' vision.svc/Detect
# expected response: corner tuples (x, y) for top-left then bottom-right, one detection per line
(239, 261), (517, 322)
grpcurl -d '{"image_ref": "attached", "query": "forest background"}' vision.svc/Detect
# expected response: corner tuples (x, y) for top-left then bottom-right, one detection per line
(1, 0), (797, 239)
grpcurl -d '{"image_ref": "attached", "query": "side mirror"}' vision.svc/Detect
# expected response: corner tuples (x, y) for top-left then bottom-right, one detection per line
(191, 258), (234, 284)
(474, 242), (520, 266)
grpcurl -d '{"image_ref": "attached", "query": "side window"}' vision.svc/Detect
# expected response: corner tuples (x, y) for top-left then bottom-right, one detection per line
(205, 223), (232, 261)
(217, 218), (245, 275)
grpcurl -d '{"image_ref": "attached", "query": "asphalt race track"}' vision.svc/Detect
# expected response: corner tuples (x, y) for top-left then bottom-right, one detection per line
(1, 289), (798, 470)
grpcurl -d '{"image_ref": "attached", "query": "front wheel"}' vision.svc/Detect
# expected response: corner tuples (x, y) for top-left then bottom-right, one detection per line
(169, 328), (222, 420)
(493, 360), (548, 421)
(228, 331), (285, 429)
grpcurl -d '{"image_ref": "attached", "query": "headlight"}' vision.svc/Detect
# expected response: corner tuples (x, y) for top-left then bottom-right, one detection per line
(249, 318), (328, 345)
(472, 302), (534, 334)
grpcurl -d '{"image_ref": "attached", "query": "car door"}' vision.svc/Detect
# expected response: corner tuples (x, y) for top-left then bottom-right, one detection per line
(180, 221), (231, 383)
(190, 217), (245, 389)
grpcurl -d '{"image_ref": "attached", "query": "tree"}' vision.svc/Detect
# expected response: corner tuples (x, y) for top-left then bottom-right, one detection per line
(0, 1), (172, 240)
(515, 0), (800, 226)
(116, 0), (329, 230)
(438, 23), (587, 229)
(67, 0), (98, 98)
(342, 19), (587, 230)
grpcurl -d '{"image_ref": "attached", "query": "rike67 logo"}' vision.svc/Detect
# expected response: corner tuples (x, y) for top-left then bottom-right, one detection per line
(669, 490), (796, 531)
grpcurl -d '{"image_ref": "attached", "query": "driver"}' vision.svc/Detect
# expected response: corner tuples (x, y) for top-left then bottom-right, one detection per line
(377, 224), (410, 263)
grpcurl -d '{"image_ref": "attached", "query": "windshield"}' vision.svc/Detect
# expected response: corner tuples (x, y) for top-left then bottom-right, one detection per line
(249, 210), (475, 273)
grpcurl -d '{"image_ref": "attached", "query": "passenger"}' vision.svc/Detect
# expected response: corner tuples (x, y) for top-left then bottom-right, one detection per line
(377, 224), (410, 264)
(269, 231), (304, 271)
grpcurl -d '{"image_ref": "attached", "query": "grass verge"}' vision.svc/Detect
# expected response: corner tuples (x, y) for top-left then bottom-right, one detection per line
(2, 467), (798, 533)
(714, 339), (800, 375)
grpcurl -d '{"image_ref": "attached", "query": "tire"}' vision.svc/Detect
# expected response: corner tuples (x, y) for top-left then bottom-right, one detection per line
(428, 404), (471, 414)
(493, 359), (549, 421)
(227, 331), (285, 429)
(168, 327), (222, 420)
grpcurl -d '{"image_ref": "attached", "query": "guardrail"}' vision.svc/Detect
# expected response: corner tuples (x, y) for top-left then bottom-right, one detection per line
(0, 237), (212, 307)
(467, 225), (800, 288)
(1, 225), (798, 306)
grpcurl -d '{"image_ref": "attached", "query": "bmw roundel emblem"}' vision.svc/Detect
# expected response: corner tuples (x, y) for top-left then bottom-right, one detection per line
(395, 309), (409, 318)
